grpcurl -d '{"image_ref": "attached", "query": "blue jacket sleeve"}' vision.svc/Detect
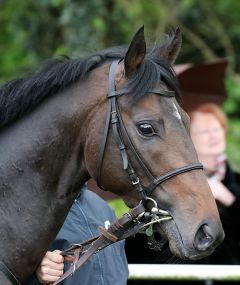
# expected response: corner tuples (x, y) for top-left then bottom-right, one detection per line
(25, 273), (42, 285)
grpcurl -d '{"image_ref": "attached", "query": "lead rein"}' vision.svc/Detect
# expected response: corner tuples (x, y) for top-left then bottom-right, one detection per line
(52, 198), (171, 285)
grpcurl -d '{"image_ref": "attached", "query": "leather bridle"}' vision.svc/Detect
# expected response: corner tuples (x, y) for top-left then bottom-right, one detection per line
(96, 60), (203, 200)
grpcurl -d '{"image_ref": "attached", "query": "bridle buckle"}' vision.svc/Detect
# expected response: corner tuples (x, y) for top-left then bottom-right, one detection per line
(132, 177), (140, 185)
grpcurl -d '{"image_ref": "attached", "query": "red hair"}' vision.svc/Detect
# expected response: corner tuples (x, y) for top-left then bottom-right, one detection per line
(189, 103), (228, 131)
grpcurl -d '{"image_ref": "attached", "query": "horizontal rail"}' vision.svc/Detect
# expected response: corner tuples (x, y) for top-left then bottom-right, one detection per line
(128, 264), (240, 281)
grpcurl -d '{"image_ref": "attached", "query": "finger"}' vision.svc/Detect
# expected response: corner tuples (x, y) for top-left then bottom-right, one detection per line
(37, 272), (62, 284)
(40, 258), (64, 270)
(36, 265), (63, 283)
(44, 250), (64, 264)
(40, 265), (63, 277)
(40, 252), (64, 271)
(36, 266), (63, 282)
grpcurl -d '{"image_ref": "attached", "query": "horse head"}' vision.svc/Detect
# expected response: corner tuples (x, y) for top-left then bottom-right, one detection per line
(84, 27), (224, 260)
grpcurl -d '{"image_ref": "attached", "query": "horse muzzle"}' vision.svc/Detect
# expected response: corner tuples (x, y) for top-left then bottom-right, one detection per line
(155, 214), (225, 260)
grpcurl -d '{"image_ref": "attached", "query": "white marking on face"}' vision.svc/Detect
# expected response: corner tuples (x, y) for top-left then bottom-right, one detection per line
(173, 103), (182, 121)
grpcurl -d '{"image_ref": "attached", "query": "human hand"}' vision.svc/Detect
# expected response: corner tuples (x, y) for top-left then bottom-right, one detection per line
(36, 250), (66, 284)
(207, 177), (235, 206)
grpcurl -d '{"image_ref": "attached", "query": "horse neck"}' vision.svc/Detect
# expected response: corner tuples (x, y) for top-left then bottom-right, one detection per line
(0, 66), (107, 283)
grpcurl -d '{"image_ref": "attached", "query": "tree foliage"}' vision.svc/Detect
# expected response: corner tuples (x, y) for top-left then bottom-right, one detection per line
(1, 0), (240, 170)
(1, 0), (240, 118)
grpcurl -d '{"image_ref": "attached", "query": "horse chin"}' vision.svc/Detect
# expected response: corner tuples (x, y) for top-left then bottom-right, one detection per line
(154, 220), (215, 261)
(121, 194), (140, 208)
(154, 221), (186, 259)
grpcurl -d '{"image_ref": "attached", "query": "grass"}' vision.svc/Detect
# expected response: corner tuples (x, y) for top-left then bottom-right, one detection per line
(108, 198), (129, 218)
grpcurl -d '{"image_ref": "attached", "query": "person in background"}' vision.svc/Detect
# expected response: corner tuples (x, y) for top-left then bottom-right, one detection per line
(27, 183), (128, 285)
(189, 103), (240, 265)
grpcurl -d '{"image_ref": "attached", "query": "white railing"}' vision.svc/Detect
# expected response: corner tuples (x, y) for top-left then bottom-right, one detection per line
(128, 264), (240, 281)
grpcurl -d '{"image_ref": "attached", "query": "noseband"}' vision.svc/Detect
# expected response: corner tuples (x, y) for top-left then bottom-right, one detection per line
(96, 60), (203, 200)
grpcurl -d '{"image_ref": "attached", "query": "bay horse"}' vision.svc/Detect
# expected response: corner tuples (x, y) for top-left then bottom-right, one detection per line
(0, 27), (224, 285)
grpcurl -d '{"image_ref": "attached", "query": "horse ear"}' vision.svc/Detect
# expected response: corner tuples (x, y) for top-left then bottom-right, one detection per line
(124, 26), (146, 77)
(160, 27), (182, 64)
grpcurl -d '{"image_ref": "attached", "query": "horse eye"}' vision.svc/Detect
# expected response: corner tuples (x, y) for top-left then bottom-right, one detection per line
(138, 123), (156, 136)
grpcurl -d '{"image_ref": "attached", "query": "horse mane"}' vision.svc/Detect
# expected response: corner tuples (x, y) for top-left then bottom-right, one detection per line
(0, 35), (179, 129)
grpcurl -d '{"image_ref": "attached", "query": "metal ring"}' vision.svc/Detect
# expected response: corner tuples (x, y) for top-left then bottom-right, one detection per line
(136, 211), (145, 221)
(71, 263), (76, 276)
(132, 177), (140, 185)
(140, 197), (158, 208)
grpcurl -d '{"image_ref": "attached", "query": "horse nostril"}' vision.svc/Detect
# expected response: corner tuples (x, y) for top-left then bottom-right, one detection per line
(194, 224), (213, 251)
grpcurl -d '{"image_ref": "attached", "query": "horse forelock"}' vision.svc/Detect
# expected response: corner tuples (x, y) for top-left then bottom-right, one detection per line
(0, 39), (180, 129)
(123, 53), (180, 106)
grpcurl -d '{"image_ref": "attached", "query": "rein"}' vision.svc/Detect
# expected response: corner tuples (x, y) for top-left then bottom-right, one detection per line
(50, 60), (203, 285)
(52, 198), (170, 285)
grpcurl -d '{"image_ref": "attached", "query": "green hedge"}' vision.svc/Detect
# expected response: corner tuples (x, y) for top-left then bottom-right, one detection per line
(227, 119), (240, 172)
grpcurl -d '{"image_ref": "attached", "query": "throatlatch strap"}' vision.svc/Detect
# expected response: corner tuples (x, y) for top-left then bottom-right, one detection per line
(95, 60), (119, 188)
(0, 262), (21, 285)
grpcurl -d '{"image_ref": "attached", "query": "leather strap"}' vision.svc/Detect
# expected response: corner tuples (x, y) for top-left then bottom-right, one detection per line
(146, 163), (204, 196)
(116, 102), (155, 181)
(60, 236), (99, 257)
(52, 204), (146, 285)
(96, 60), (120, 188)
(0, 261), (21, 285)
(52, 235), (108, 285)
